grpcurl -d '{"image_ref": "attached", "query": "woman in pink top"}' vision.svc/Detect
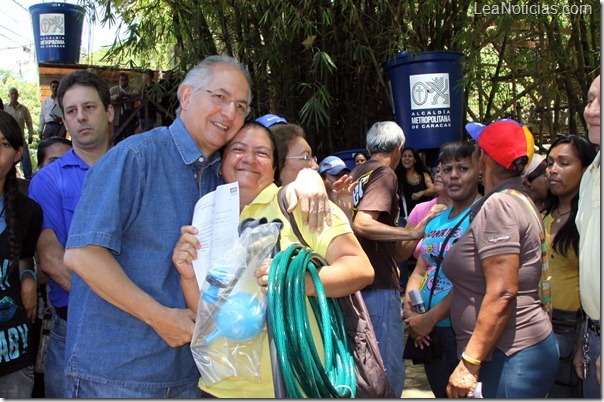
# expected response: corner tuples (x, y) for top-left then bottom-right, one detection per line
(398, 162), (452, 262)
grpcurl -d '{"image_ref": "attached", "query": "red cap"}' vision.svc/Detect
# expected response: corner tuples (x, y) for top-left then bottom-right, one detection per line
(466, 119), (534, 170)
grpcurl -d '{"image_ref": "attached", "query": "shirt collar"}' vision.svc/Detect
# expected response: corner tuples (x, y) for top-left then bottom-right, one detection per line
(249, 183), (279, 206)
(169, 117), (221, 167)
(57, 148), (91, 169)
(590, 151), (601, 170)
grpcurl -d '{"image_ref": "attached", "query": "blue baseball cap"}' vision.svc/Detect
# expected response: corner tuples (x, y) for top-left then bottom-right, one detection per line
(255, 114), (288, 128)
(319, 156), (350, 175)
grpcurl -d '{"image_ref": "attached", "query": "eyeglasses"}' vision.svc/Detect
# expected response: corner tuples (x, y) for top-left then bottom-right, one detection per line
(286, 154), (318, 166)
(204, 89), (250, 117)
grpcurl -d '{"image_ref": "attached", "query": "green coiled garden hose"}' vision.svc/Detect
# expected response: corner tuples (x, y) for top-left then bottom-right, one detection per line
(267, 244), (357, 398)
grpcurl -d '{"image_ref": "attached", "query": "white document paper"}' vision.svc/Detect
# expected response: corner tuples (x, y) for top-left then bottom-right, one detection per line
(50, 101), (63, 118)
(191, 182), (240, 290)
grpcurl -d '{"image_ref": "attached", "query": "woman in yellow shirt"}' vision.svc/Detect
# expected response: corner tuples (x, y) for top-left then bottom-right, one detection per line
(172, 122), (375, 397)
(543, 134), (597, 397)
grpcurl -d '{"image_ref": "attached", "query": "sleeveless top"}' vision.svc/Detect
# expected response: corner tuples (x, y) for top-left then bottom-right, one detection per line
(399, 171), (431, 218)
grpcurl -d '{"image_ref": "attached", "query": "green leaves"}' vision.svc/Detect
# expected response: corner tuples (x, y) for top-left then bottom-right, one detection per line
(299, 83), (332, 132)
(83, 0), (599, 152)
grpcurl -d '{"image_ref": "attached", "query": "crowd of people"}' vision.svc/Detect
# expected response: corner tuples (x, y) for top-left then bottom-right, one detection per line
(0, 54), (599, 399)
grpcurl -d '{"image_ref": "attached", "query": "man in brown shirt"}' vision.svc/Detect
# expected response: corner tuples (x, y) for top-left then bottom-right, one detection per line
(350, 121), (444, 397)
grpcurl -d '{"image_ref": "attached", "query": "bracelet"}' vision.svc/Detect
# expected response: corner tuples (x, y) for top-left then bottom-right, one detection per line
(19, 269), (37, 283)
(462, 351), (481, 366)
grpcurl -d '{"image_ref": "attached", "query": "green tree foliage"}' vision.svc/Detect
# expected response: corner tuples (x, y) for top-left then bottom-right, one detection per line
(81, 46), (115, 66)
(81, 0), (600, 155)
(1, 69), (42, 171)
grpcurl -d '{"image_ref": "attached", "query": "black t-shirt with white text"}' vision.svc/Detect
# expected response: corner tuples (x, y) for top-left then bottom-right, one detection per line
(0, 193), (42, 376)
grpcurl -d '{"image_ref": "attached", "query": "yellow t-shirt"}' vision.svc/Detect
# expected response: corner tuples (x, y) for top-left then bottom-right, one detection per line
(199, 183), (352, 398)
(544, 214), (580, 312)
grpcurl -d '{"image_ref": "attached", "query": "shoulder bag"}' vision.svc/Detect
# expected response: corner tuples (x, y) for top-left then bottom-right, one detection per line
(276, 188), (396, 398)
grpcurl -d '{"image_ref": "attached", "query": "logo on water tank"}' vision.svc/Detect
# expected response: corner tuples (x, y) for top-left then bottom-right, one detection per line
(409, 73), (452, 130)
(39, 13), (66, 49)
(40, 14), (65, 36)
(409, 73), (450, 110)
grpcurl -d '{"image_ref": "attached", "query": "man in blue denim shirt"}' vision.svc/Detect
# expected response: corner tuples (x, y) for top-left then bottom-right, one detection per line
(63, 55), (331, 398)
(28, 71), (114, 398)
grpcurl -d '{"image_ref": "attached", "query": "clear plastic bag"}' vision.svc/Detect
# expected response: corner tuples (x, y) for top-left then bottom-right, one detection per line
(190, 221), (281, 386)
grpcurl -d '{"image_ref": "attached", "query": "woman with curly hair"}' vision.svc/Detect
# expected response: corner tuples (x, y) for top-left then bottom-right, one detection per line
(0, 110), (43, 398)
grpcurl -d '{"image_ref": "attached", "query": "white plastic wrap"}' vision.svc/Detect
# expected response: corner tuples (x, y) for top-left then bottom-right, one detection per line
(190, 221), (281, 386)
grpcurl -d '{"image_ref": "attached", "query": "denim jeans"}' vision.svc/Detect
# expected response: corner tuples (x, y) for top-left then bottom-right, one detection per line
(423, 325), (459, 398)
(0, 365), (34, 398)
(20, 140), (32, 179)
(65, 376), (208, 398)
(479, 331), (559, 397)
(45, 312), (67, 398)
(548, 310), (582, 398)
(582, 319), (601, 398)
(361, 288), (405, 397)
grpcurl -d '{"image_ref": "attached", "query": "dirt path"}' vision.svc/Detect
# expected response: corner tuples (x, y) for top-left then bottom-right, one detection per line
(402, 358), (435, 398)
(400, 328), (435, 398)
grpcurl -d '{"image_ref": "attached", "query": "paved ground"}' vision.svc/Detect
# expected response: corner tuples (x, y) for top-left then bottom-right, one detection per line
(403, 360), (434, 398)
(402, 357), (435, 398)
(399, 294), (435, 398)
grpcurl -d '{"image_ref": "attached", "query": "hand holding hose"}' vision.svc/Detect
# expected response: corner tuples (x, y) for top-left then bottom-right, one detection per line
(254, 258), (273, 295)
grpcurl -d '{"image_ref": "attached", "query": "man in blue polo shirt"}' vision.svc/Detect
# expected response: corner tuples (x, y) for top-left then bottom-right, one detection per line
(28, 71), (114, 398)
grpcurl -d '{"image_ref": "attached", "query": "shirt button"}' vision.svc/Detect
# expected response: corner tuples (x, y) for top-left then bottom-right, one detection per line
(198, 157), (204, 162)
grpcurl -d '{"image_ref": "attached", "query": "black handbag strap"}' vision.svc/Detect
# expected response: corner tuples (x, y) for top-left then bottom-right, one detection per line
(277, 186), (309, 247)
(427, 208), (471, 310)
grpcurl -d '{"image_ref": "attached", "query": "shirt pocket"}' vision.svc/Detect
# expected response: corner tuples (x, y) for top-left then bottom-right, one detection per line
(63, 194), (80, 213)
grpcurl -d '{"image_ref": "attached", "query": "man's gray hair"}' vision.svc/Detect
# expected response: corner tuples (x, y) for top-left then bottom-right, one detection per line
(176, 55), (253, 115)
(365, 121), (405, 154)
